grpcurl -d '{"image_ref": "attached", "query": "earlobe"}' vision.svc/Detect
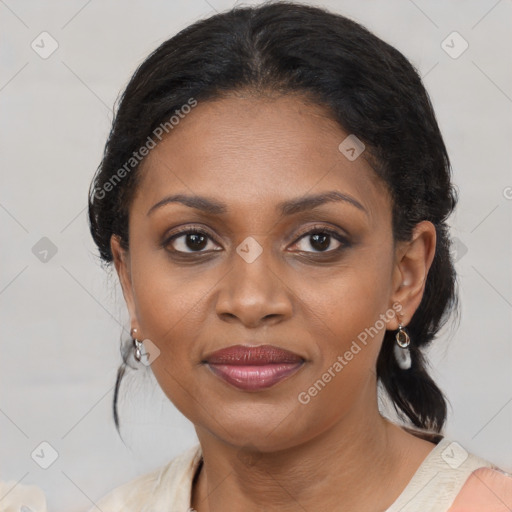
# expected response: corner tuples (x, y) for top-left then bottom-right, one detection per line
(389, 221), (437, 328)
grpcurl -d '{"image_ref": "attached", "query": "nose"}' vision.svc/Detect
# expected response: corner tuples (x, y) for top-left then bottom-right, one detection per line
(215, 243), (293, 328)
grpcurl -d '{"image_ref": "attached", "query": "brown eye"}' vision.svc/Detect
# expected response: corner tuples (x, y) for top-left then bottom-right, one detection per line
(292, 226), (348, 253)
(165, 228), (221, 254)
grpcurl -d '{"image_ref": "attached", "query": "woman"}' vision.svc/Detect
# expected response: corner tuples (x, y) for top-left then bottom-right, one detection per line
(86, 2), (512, 511)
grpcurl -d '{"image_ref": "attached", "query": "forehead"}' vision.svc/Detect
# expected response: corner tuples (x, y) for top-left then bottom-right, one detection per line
(132, 93), (390, 224)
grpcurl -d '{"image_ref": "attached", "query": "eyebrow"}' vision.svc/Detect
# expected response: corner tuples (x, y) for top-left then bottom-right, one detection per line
(146, 191), (367, 217)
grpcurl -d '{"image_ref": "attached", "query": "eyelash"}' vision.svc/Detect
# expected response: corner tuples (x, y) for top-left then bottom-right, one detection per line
(162, 224), (349, 256)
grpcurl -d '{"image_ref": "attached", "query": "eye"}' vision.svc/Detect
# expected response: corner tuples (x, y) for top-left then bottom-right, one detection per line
(164, 227), (221, 254)
(291, 225), (347, 253)
(163, 224), (349, 256)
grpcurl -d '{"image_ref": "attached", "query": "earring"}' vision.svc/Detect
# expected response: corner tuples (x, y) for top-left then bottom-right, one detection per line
(394, 323), (411, 370)
(131, 328), (143, 362)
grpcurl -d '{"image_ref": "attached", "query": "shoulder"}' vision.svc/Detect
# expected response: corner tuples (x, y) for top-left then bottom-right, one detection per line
(387, 438), (511, 512)
(448, 466), (512, 511)
(87, 444), (202, 512)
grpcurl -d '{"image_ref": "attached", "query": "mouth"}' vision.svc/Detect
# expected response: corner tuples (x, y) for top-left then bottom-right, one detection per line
(204, 344), (305, 391)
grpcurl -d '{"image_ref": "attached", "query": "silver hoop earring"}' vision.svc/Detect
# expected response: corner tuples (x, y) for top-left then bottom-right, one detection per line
(394, 323), (411, 370)
(131, 328), (143, 362)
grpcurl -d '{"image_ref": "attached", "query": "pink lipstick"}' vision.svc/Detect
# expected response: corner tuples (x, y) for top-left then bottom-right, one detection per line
(204, 345), (304, 391)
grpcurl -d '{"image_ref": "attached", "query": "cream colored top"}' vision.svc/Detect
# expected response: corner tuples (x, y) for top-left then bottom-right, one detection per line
(87, 438), (506, 512)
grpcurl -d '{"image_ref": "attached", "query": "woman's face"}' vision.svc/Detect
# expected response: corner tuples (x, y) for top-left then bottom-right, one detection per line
(112, 93), (426, 451)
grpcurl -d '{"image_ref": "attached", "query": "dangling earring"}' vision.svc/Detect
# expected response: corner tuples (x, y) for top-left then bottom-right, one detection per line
(394, 322), (411, 370)
(131, 327), (143, 362)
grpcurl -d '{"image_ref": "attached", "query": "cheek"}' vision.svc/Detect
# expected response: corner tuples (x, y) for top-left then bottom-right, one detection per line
(129, 261), (211, 415)
(291, 269), (391, 429)
(129, 250), (216, 343)
(300, 256), (393, 340)
(293, 259), (394, 411)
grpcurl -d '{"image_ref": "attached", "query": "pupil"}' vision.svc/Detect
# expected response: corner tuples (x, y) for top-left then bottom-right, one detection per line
(187, 233), (207, 250)
(311, 233), (329, 251)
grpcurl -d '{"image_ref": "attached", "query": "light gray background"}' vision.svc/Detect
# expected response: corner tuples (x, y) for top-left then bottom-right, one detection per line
(1, 1), (511, 511)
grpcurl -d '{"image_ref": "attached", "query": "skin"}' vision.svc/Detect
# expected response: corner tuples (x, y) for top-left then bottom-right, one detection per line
(111, 92), (437, 512)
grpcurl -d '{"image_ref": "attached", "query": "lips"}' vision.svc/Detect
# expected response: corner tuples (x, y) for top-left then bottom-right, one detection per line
(204, 345), (305, 391)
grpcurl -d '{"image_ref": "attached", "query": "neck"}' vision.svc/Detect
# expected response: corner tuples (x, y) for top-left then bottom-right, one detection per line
(191, 392), (434, 512)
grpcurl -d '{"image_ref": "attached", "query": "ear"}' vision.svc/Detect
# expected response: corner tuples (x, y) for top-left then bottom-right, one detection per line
(110, 234), (139, 332)
(388, 221), (436, 328)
